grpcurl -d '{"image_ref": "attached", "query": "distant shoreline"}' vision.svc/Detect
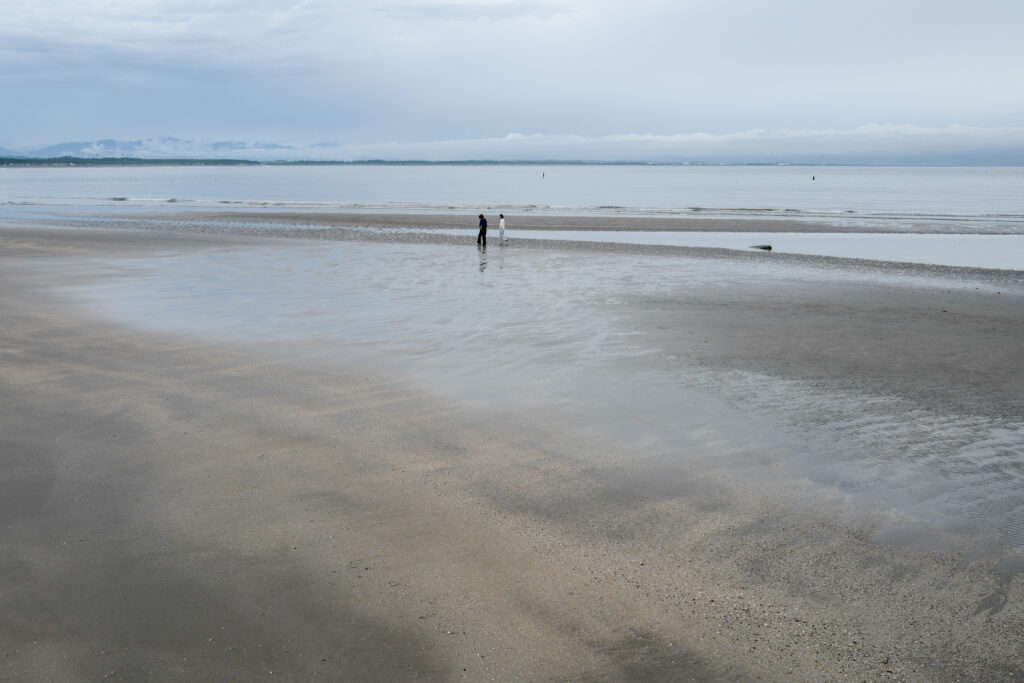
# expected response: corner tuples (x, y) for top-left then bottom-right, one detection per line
(4, 156), (1016, 168)
(0, 156), (262, 167)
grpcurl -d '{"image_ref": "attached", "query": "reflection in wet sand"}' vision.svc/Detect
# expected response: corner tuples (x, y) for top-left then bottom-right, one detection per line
(407, 228), (1024, 271)
(64, 230), (1024, 555)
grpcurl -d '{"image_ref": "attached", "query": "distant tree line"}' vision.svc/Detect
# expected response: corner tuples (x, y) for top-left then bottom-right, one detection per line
(1, 156), (790, 167)
(0, 157), (262, 167)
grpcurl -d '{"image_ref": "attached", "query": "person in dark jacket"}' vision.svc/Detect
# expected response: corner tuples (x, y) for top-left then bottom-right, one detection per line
(477, 214), (488, 249)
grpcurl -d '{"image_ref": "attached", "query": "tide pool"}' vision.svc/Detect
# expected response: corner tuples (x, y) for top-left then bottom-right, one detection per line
(412, 229), (1024, 270)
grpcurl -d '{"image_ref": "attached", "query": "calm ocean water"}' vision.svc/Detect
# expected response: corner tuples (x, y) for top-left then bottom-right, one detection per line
(3, 164), (1023, 233)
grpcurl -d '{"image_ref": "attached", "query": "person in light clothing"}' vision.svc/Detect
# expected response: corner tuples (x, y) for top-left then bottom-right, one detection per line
(498, 213), (507, 245)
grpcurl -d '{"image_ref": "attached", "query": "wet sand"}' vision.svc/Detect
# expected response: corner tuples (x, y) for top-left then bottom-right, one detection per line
(204, 211), (843, 233)
(2, 216), (1023, 681)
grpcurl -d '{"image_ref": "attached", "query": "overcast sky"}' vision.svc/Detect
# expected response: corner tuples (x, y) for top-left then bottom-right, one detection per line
(4, 0), (1024, 162)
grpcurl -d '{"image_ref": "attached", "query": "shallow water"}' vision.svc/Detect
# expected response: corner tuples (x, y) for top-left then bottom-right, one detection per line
(4, 164), (1023, 232)
(63, 237), (1024, 554)
(406, 229), (1024, 270)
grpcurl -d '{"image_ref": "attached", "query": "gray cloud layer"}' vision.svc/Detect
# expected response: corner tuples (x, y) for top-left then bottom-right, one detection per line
(4, 1), (1023, 163)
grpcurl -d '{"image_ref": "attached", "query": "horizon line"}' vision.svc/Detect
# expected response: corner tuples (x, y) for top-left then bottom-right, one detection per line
(3, 156), (1023, 168)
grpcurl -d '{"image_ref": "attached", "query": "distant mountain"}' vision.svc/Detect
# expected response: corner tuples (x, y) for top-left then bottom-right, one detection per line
(25, 137), (298, 160)
(0, 146), (23, 157)
(9, 128), (1024, 165)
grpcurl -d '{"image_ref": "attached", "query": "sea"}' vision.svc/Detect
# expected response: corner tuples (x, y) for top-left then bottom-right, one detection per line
(4, 164), (1023, 269)
(1, 163), (1022, 227)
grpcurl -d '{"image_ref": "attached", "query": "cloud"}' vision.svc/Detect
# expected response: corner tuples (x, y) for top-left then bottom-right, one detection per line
(19, 124), (1020, 165)
(288, 125), (1024, 164)
(2, 1), (1023, 151)
(378, 0), (572, 22)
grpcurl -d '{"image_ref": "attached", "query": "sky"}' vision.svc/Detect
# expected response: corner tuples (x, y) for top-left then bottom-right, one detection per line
(3, 0), (1024, 162)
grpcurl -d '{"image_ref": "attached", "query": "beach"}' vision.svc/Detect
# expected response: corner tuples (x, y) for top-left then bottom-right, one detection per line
(2, 212), (1023, 680)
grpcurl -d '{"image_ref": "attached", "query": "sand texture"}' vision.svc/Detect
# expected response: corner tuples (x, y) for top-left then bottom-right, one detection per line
(2, 215), (1023, 681)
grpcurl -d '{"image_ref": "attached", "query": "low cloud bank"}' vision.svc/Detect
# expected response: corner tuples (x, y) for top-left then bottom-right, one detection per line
(7, 125), (1024, 165)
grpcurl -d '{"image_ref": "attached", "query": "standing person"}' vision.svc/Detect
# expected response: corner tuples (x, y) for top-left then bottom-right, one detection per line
(498, 213), (506, 245)
(477, 213), (488, 249)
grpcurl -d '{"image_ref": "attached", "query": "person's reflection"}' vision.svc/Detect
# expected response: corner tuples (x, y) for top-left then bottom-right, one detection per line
(479, 251), (487, 272)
